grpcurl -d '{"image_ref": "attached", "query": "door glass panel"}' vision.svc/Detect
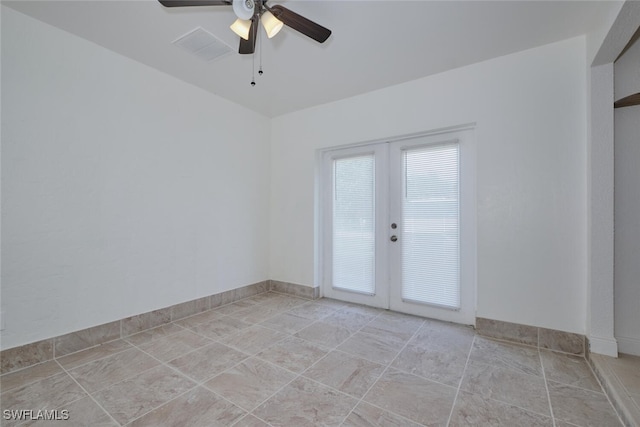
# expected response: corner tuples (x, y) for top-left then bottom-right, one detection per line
(401, 143), (460, 308)
(332, 155), (375, 294)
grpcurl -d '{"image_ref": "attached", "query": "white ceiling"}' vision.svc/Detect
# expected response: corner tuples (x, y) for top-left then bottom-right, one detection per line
(5, 0), (620, 117)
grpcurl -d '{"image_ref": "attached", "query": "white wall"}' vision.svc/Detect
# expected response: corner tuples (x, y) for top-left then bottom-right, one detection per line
(1, 7), (271, 350)
(587, 62), (617, 356)
(614, 38), (640, 355)
(271, 37), (588, 334)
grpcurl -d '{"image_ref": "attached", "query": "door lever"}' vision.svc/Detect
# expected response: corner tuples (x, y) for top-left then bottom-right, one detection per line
(390, 235), (398, 242)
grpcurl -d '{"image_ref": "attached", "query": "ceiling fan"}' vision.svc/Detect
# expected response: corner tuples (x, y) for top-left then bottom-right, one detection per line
(158, 0), (332, 55)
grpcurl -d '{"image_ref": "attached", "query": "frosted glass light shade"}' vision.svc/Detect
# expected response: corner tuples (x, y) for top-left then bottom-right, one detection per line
(261, 11), (283, 38)
(232, 0), (254, 20)
(230, 18), (252, 40)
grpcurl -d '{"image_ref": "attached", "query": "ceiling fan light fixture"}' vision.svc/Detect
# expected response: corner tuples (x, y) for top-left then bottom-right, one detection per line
(232, 0), (254, 20)
(230, 18), (252, 40)
(261, 10), (283, 38)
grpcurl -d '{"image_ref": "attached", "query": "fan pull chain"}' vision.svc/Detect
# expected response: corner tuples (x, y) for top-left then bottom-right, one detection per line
(250, 16), (257, 86)
(259, 21), (264, 76)
(251, 49), (255, 86)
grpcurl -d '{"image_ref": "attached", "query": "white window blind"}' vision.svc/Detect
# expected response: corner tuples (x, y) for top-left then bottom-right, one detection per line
(332, 155), (375, 294)
(401, 142), (460, 309)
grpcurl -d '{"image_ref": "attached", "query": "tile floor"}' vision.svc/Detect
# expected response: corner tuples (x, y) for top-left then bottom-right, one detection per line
(604, 353), (640, 411)
(591, 351), (640, 426)
(0, 292), (624, 426)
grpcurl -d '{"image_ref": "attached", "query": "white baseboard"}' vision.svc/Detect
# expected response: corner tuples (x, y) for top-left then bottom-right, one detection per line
(589, 335), (619, 357)
(616, 336), (640, 356)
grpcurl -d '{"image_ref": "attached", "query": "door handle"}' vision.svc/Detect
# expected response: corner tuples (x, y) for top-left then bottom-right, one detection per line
(390, 235), (398, 242)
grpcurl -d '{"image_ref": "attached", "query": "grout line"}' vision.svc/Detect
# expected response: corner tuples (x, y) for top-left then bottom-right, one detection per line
(54, 359), (123, 427)
(13, 295), (595, 426)
(121, 294), (321, 419)
(238, 304), (386, 423)
(581, 357), (629, 427)
(122, 386), (199, 426)
(539, 345), (557, 427)
(56, 344), (136, 372)
(337, 317), (427, 426)
(124, 338), (255, 424)
(445, 334), (475, 426)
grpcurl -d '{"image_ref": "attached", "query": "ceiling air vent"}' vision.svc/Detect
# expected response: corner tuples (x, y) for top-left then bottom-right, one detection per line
(172, 27), (233, 62)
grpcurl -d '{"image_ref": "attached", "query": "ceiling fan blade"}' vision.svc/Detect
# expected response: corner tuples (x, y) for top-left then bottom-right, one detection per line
(269, 5), (331, 43)
(239, 18), (257, 54)
(159, 0), (231, 7)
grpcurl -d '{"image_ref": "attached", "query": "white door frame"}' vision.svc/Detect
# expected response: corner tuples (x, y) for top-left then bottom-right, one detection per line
(318, 124), (476, 325)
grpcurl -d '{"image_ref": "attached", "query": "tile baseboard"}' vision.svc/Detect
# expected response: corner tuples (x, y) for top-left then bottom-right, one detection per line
(269, 280), (319, 300)
(475, 317), (585, 355)
(1, 280), (278, 375)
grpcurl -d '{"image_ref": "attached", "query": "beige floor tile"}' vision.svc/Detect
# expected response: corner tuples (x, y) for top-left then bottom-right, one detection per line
(0, 361), (63, 393)
(391, 343), (467, 387)
(1, 373), (87, 427)
(469, 337), (542, 376)
(257, 295), (308, 311)
(189, 317), (253, 340)
(337, 331), (405, 365)
(632, 393), (640, 410)
(285, 302), (338, 320)
(294, 321), (354, 348)
(610, 353), (640, 395)
(548, 381), (622, 427)
(322, 309), (378, 334)
(460, 360), (550, 416)
(303, 350), (385, 398)
(5, 294), (620, 427)
(244, 293), (283, 304)
(56, 340), (132, 370)
(219, 325), (288, 355)
(312, 298), (349, 310)
(214, 301), (258, 316)
(124, 323), (185, 346)
(342, 401), (422, 427)
(93, 365), (195, 425)
(540, 350), (601, 392)
(137, 329), (212, 362)
(360, 312), (424, 341)
(230, 305), (283, 324)
(174, 309), (225, 329)
(260, 312), (315, 334)
(256, 336), (329, 373)
(340, 303), (384, 316)
(449, 390), (553, 427)
(128, 386), (245, 427)
(168, 342), (249, 382)
(67, 347), (159, 393)
(410, 320), (475, 354)
(230, 298), (264, 309)
(364, 369), (456, 425)
(205, 358), (296, 411)
(233, 414), (270, 427)
(554, 421), (583, 427)
(253, 376), (357, 426)
(23, 396), (117, 427)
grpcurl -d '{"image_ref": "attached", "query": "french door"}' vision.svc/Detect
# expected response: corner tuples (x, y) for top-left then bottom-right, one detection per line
(321, 128), (476, 325)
